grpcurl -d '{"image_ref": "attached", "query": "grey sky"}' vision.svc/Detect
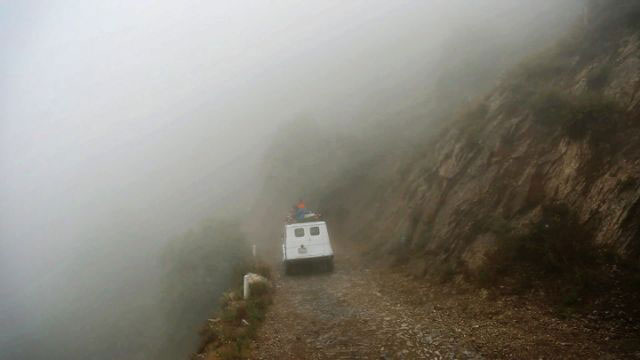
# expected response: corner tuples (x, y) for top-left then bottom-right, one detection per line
(0, 0), (454, 294)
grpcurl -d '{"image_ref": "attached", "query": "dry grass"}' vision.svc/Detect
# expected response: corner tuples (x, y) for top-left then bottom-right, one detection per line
(192, 262), (274, 360)
(469, 204), (640, 321)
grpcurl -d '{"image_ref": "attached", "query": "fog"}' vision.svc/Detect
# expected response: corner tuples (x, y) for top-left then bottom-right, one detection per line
(1, 1), (580, 358)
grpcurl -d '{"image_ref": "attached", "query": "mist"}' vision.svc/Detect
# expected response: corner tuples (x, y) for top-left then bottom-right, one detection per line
(1, 1), (581, 358)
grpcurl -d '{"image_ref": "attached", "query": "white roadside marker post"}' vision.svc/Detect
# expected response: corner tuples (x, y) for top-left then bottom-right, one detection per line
(243, 274), (250, 299)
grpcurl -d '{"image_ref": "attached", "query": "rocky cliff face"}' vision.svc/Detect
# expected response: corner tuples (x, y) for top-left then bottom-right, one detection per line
(320, 2), (640, 284)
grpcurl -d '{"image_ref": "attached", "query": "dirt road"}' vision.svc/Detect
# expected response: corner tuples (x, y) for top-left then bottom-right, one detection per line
(252, 252), (480, 360)
(251, 248), (638, 359)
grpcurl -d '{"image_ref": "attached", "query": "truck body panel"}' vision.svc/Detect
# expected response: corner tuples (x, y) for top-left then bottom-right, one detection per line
(282, 221), (333, 272)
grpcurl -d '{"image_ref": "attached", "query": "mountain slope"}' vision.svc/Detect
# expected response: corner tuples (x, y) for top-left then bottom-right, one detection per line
(315, 1), (640, 300)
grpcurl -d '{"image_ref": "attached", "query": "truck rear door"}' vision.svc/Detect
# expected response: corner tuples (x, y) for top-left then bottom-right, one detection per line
(307, 224), (330, 256)
(287, 226), (309, 258)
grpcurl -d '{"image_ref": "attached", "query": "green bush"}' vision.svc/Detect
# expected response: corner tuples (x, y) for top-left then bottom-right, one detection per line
(567, 93), (619, 142)
(511, 35), (580, 84)
(529, 90), (575, 126)
(477, 204), (599, 298)
(248, 281), (270, 299)
(473, 214), (511, 236)
(452, 102), (490, 142)
(193, 264), (274, 360)
(517, 55), (573, 82)
(249, 261), (273, 280)
(436, 263), (457, 284)
(586, 64), (613, 90)
(529, 90), (619, 141)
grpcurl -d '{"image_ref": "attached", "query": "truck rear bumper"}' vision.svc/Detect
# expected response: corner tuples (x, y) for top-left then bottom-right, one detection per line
(284, 255), (333, 264)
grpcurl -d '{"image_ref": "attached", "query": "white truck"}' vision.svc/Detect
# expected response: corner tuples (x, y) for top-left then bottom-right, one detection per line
(282, 221), (334, 274)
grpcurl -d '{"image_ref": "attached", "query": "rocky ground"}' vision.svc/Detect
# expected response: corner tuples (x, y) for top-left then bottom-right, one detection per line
(250, 245), (640, 359)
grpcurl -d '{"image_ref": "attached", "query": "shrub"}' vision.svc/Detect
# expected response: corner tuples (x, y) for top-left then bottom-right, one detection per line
(248, 281), (271, 300)
(518, 205), (595, 273)
(249, 261), (273, 280)
(460, 102), (489, 122)
(618, 176), (638, 194)
(567, 93), (619, 142)
(512, 37), (579, 84)
(194, 264), (274, 360)
(217, 343), (246, 360)
(590, 1), (640, 34)
(586, 64), (613, 90)
(453, 102), (490, 142)
(529, 90), (575, 126)
(529, 90), (619, 141)
(477, 204), (599, 298)
(517, 55), (573, 82)
(473, 214), (511, 236)
(437, 263), (457, 284)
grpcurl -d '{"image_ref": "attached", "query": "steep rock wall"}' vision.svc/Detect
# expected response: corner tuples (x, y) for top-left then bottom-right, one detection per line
(321, 5), (640, 276)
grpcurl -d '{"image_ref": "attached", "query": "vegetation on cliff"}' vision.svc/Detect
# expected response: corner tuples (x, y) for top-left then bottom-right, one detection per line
(191, 263), (273, 360)
(160, 219), (253, 358)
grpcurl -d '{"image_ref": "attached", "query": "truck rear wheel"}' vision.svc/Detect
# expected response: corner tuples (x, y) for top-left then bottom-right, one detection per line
(284, 262), (294, 275)
(326, 258), (334, 273)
